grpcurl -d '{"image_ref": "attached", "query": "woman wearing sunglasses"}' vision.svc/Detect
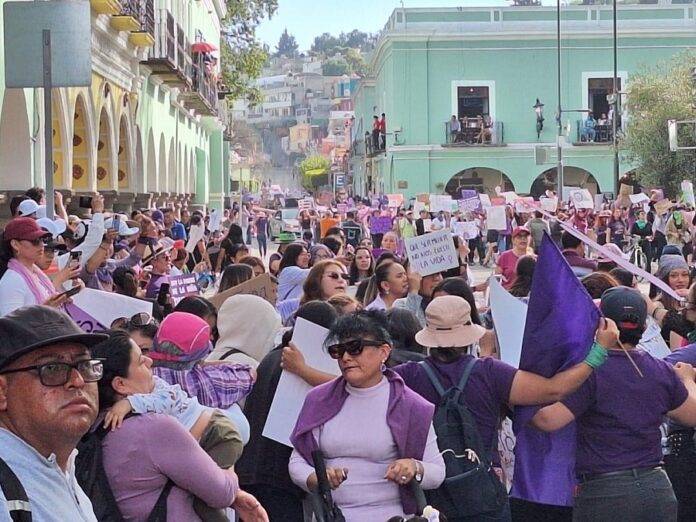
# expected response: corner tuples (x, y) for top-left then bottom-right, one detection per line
(289, 311), (446, 522)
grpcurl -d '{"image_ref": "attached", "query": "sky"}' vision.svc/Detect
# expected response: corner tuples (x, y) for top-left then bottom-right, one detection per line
(257, 0), (554, 52)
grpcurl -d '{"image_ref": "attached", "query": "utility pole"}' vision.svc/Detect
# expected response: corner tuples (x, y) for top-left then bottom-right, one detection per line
(556, 0), (563, 197)
(612, 0), (620, 196)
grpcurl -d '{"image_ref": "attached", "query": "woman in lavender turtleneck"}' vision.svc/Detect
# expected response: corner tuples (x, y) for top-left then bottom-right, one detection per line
(289, 311), (445, 521)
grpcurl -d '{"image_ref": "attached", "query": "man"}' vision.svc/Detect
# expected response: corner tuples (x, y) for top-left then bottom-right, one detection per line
(496, 227), (530, 289)
(560, 231), (597, 278)
(527, 211), (550, 254)
(341, 211), (363, 249)
(399, 211), (417, 240)
(0, 306), (107, 521)
(415, 210), (430, 236)
(162, 208), (187, 241)
(144, 240), (174, 300)
(448, 115), (461, 142)
(378, 113), (386, 150)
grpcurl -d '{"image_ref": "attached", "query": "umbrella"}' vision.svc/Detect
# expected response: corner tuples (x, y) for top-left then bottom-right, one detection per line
(191, 41), (217, 53)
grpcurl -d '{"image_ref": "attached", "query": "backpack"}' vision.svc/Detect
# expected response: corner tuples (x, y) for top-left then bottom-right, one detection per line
(420, 359), (507, 519)
(0, 457), (31, 522)
(75, 421), (173, 522)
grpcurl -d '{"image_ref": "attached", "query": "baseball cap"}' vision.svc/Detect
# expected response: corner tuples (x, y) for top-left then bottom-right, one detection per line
(17, 199), (46, 218)
(512, 227), (530, 238)
(0, 306), (107, 370)
(151, 312), (212, 365)
(3, 218), (52, 242)
(600, 287), (647, 332)
(104, 217), (140, 237)
(415, 295), (486, 348)
(36, 217), (67, 238)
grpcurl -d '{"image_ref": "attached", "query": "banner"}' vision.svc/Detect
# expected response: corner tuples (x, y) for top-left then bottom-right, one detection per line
(458, 196), (481, 213)
(208, 273), (275, 309)
(169, 273), (200, 300)
(370, 216), (393, 235)
(65, 303), (107, 333)
(70, 288), (152, 330)
(404, 229), (459, 276)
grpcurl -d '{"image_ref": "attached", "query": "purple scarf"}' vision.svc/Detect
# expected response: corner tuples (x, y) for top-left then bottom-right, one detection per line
(290, 369), (434, 515)
(8, 258), (56, 304)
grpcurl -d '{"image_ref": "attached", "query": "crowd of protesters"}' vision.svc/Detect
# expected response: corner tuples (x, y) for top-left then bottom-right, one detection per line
(1, 181), (696, 522)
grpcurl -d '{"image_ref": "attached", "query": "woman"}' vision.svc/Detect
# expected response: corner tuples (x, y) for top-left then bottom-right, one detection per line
(581, 271), (620, 300)
(218, 264), (254, 293)
(277, 260), (349, 325)
(666, 209), (690, 247)
(608, 208), (627, 248)
(508, 255), (536, 299)
(0, 217), (68, 316)
(652, 254), (692, 341)
(363, 261), (409, 311)
(289, 311), (446, 521)
(394, 296), (618, 522)
(216, 224), (245, 273)
(385, 307), (426, 366)
(238, 255), (266, 277)
(532, 287), (696, 522)
(631, 209), (653, 266)
(309, 243), (334, 266)
(594, 210), (611, 246)
(393, 270), (443, 327)
(174, 295), (218, 343)
(328, 294), (363, 315)
(348, 246), (375, 285)
(381, 231), (400, 255)
(277, 243), (310, 301)
(254, 212), (270, 258)
(299, 210), (313, 240)
(92, 330), (268, 522)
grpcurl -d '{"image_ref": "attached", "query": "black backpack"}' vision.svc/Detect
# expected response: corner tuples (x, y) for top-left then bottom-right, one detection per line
(75, 422), (173, 522)
(0, 457), (31, 522)
(420, 359), (507, 519)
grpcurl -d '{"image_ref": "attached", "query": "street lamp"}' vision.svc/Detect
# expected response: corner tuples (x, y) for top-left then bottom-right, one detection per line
(534, 98), (545, 140)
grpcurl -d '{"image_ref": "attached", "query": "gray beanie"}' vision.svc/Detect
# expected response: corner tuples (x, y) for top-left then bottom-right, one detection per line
(656, 254), (689, 281)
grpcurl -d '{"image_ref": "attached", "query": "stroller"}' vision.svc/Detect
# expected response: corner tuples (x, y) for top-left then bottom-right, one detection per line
(309, 450), (445, 522)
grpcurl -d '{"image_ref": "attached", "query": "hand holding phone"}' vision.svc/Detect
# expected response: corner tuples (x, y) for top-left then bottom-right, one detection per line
(157, 283), (171, 307)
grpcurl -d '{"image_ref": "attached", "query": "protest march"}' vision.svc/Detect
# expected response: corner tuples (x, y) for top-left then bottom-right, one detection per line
(3, 177), (696, 522)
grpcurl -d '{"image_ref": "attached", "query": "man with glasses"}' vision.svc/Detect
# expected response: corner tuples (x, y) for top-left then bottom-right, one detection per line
(0, 305), (107, 521)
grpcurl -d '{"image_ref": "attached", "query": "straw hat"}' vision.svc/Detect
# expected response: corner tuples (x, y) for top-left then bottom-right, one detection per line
(415, 295), (486, 348)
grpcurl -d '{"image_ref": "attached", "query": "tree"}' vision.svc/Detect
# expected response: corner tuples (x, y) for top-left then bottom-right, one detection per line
(322, 57), (350, 77)
(275, 28), (299, 58)
(345, 48), (367, 77)
(311, 33), (342, 56)
(621, 51), (696, 197)
(299, 155), (331, 189)
(220, 0), (278, 105)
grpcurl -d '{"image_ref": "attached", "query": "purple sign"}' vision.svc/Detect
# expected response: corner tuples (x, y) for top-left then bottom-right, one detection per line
(459, 189), (482, 212)
(169, 273), (200, 300)
(65, 303), (107, 333)
(370, 216), (393, 235)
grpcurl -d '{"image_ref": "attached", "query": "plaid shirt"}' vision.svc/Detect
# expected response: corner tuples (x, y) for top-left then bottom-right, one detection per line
(153, 363), (254, 409)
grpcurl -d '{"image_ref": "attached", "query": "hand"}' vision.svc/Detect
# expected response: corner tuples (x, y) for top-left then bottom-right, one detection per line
(103, 399), (133, 430)
(595, 317), (619, 349)
(676, 288), (690, 298)
(91, 193), (105, 214)
(407, 271), (422, 294)
(44, 292), (70, 308)
(674, 362), (696, 383)
(232, 490), (269, 522)
(281, 342), (306, 375)
(54, 260), (81, 288)
(102, 229), (119, 245)
(307, 467), (349, 491)
(384, 458), (418, 485)
(54, 191), (63, 206)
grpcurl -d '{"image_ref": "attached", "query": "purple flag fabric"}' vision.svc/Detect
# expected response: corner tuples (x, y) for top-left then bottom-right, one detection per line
(370, 216), (394, 234)
(511, 233), (600, 506)
(65, 303), (107, 333)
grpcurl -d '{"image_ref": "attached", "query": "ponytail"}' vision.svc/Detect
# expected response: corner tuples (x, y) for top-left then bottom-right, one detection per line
(362, 274), (379, 306)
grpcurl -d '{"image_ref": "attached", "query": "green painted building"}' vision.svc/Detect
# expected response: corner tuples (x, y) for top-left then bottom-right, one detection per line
(350, 2), (696, 201)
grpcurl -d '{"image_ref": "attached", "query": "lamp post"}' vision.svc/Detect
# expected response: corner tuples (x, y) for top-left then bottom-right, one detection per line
(612, 0), (620, 196)
(534, 98), (545, 141)
(556, 0), (563, 198)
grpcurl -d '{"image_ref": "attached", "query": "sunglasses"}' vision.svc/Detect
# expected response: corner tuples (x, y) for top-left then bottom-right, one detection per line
(20, 238), (49, 247)
(327, 339), (385, 360)
(0, 359), (104, 387)
(111, 312), (156, 330)
(325, 272), (349, 281)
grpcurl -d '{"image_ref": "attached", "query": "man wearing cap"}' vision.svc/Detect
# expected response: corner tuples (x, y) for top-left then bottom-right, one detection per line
(495, 226), (531, 289)
(0, 306), (107, 521)
(163, 208), (187, 242)
(144, 239), (175, 300)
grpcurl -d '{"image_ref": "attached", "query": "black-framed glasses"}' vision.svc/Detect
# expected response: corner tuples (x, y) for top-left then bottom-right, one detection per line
(327, 339), (385, 360)
(111, 312), (155, 330)
(325, 272), (349, 281)
(0, 359), (104, 387)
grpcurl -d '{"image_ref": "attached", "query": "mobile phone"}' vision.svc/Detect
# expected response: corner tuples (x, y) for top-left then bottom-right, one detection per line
(112, 214), (121, 232)
(59, 285), (82, 299)
(69, 250), (81, 262)
(157, 283), (171, 306)
(79, 196), (93, 208)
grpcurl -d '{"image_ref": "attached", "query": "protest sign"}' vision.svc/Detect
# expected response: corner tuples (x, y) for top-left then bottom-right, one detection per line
(500, 191), (518, 204)
(185, 223), (206, 253)
(655, 199), (673, 215)
(460, 189), (478, 200)
(594, 194), (605, 211)
(70, 288), (152, 331)
(208, 209), (222, 232)
(453, 221), (479, 240)
(387, 194), (404, 208)
(429, 195), (453, 213)
(489, 276), (528, 368)
(404, 229), (459, 276)
(65, 304), (107, 333)
(449, 198), (460, 213)
(370, 216), (393, 234)
(479, 193), (492, 209)
(169, 273), (200, 300)
(540, 197), (558, 213)
(263, 318), (339, 446)
(629, 193), (650, 205)
(298, 197), (314, 211)
(569, 189), (594, 210)
(458, 196), (481, 213)
(487, 205), (507, 230)
(491, 196), (506, 206)
(413, 201), (428, 215)
(336, 203), (347, 214)
(514, 197), (537, 214)
(682, 180), (695, 206)
(416, 193), (430, 204)
(208, 273), (275, 309)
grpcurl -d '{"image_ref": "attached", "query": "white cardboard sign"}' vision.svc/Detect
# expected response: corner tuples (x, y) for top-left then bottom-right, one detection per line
(404, 229), (459, 276)
(487, 205), (508, 231)
(71, 288), (153, 329)
(569, 189), (594, 210)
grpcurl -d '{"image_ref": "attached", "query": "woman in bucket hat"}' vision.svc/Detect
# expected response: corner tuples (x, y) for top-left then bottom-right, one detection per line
(393, 295), (619, 521)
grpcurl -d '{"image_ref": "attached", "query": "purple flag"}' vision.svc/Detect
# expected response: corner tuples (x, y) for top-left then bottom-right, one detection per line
(511, 233), (600, 506)
(65, 303), (107, 333)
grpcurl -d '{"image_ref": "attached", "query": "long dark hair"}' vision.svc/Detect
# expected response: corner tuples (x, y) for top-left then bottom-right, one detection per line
(279, 243), (307, 274)
(509, 255), (536, 298)
(222, 223), (244, 245)
(362, 262), (396, 305)
(0, 237), (14, 279)
(432, 277), (482, 326)
(349, 246), (375, 285)
(218, 264), (254, 293)
(90, 330), (136, 409)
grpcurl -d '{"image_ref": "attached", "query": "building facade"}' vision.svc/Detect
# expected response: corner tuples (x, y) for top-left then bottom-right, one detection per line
(350, 2), (696, 200)
(0, 0), (230, 216)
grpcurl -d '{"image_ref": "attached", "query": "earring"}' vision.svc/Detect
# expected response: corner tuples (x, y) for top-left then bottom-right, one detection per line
(380, 360), (387, 372)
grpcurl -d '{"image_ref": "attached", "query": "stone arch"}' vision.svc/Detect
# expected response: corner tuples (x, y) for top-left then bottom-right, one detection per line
(51, 90), (70, 189)
(444, 167), (515, 199)
(158, 134), (167, 194)
(134, 125), (144, 194)
(168, 137), (176, 194)
(0, 90), (31, 190)
(531, 167), (600, 199)
(146, 130), (157, 192)
(71, 94), (94, 192)
(96, 107), (114, 191)
(117, 115), (132, 191)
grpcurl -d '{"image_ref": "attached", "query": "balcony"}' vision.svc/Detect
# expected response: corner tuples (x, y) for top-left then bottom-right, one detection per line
(443, 118), (505, 147)
(140, 9), (191, 88)
(91, 0), (122, 15)
(573, 119), (617, 145)
(111, 0), (155, 47)
(179, 53), (218, 116)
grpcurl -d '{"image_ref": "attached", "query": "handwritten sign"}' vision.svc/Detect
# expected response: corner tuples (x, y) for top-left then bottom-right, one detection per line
(387, 194), (404, 208)
(169, 273), (200, 300)
(459, 196), (481, 213)
(429, 195), (454, 213)
(208, 273), (275, 309)
(453, 221), (479, 240)
(404, 229), (458, 276)
(298, 197), (314, 211)
(514, 197), (538, 214)
(370, 216), (393, 235)
(569, 189), (594, 210)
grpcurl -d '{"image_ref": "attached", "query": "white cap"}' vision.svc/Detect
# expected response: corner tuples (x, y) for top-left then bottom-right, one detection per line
(36, 217), (67, 238)
(17, 199), (46, 218)
(104, 217), (140, 237)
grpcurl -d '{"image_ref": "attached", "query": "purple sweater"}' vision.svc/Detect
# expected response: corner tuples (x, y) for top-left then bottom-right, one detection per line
(102, 414), (238, 521)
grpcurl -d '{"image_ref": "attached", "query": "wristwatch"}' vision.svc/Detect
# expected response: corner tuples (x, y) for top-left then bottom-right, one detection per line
(414, 460), (423, 483)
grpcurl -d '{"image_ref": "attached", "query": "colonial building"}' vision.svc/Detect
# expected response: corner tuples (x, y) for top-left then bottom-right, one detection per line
(350, 2), (696, 200)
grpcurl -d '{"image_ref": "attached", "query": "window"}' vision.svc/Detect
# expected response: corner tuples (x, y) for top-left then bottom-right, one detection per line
(587, 77), (621, 120)
(457, 86), (490, 119)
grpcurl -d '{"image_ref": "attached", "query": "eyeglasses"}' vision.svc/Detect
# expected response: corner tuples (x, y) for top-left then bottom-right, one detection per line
(20, 238), (49, 247)
(111, 312), (155, 330)
(327, 339), (385, 360)
(325, 272), (349, 281)
(0, 359), (104, 387)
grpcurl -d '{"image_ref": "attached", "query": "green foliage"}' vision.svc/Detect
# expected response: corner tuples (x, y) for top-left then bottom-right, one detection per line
(311, 30), (375, 56)
(322, 57), (350, 77)
(622, 51), (696, 197)
(299, 155), (330, 189)
(275, 28), (299, 58)
(220, 0), (278, 104)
